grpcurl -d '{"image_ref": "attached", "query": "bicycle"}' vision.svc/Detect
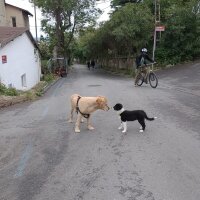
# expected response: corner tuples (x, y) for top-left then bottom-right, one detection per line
(135, 63), (158, 88)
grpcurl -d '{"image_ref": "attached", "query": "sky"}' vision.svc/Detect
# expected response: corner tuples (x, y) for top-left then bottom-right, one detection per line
(5, 0), (111, 38)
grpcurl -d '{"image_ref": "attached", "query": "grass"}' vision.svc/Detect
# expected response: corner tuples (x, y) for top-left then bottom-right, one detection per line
(0, 73), (57, 99)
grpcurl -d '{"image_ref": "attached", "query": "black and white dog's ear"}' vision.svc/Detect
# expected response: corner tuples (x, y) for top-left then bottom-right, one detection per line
(113, 103), (123, 111)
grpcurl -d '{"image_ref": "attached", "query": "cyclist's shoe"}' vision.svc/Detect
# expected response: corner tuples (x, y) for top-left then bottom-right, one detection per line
(144, 79), (148, 84)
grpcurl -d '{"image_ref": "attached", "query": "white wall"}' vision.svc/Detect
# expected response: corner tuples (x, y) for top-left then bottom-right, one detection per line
(0, 33), (41, 90)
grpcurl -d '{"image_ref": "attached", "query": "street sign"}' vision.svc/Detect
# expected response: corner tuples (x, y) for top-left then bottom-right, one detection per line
(155, 26), (165, 31)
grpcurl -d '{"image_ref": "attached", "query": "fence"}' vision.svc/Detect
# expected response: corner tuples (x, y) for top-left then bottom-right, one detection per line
(99, 56), (137, 71)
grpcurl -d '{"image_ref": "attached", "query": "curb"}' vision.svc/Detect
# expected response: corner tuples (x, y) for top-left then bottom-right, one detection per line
(42, 77), (62, 94)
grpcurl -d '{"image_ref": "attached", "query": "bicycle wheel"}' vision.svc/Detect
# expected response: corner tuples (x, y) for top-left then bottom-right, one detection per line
(149, 72), (158, 88)
(136, 73), (144, 86)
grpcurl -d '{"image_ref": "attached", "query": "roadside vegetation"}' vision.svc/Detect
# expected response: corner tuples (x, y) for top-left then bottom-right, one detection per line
(0, 83), (19, 96)
(75, 0), (200, 67)
(29, 0), (200, 70)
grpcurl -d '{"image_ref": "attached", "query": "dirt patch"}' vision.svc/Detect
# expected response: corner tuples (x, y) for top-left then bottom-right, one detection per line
(0, 81), (50, 109)
(0, 95), (29, 108)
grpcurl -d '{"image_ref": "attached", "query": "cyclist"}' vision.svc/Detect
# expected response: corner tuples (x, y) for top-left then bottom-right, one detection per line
(135, 48), (154, 85)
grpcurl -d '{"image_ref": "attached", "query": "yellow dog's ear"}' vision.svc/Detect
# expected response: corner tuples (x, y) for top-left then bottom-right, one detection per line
(96, 96), (107, 105)
(96, 97), (103, 105)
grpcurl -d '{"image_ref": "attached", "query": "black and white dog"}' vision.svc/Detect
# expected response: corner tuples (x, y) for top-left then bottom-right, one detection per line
(113, 103), (157, 133)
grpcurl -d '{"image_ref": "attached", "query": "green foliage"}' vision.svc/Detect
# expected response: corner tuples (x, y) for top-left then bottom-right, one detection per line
(0, 83), (19, 96)
(0, 83), (6, 94)
(31, 0), (101, 58)
(5, 88), (19, 96)
(109, 3), (154, 53)
(41, 60), (49, 75)
(75, 3), (154, 61)
(38, 38), (51, 60)
(42, 74), (55, 83)
(155, 0), (200, 64)
(74, 0), (200, 66)
(35, 90), (43, 97)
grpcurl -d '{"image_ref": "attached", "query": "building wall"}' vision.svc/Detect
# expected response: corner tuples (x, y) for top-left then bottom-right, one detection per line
(0, 1), (31, 29)
(0, 0), (6, 26)
(0, 33), (41, 90)
(23, 14), (30, 28)
(5, 5), (26, 27)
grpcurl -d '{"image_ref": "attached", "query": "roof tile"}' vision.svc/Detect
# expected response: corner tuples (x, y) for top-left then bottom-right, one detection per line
(0, 27), (28, 47)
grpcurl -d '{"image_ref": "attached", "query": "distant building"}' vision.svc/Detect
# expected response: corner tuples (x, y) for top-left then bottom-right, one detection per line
(0, 0), (33, 29)
(0, 27), (41, 91)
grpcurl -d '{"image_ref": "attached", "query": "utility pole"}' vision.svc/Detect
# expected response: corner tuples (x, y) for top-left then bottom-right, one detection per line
(152, 0), (161, 61)
(33, 0), (38, 43)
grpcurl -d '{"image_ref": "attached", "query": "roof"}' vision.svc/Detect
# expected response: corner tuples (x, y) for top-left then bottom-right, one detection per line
(5, 3), (33, 16)
(0, 27), (38, 49)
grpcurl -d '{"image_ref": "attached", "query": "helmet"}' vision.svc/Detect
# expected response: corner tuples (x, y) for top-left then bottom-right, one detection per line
(141, 48), (148, 53)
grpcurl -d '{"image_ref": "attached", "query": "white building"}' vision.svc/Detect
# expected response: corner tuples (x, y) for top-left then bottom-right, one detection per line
(0, 27), (41, 91)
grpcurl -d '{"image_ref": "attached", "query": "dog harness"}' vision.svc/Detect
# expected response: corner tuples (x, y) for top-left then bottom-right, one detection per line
(76, 96), (90, 119)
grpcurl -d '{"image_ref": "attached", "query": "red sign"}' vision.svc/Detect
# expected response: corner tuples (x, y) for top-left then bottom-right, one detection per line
(2, 55), (7, 64)
(155, 26), (165, 31)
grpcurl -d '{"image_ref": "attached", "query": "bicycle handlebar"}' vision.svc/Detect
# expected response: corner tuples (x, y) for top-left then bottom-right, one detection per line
(138, 62), (156, 68)
(145, 62), (156, 66)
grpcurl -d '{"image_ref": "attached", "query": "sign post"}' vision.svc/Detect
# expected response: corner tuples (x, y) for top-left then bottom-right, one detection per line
(155, 26), (165, 32)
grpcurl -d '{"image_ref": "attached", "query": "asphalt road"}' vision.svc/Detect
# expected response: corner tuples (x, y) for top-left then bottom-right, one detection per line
(0, 62), (200, 200)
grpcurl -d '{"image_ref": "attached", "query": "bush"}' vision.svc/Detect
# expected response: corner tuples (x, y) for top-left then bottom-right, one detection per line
(0, 84), (7, 95)
(5, 88), (19, 96)
(42, 73), (55, 83)
(0, 83), (19, 96)
(41, 60), (50, 74)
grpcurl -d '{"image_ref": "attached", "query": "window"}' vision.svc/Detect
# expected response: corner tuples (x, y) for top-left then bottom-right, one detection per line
(11, 17), (16, 27)
(21, 74), (27, 87)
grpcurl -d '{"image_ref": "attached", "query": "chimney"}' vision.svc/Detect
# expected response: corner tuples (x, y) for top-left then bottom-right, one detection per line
(0, 0), (6, 26)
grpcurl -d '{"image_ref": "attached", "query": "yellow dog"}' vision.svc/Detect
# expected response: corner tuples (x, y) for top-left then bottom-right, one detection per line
(68, 94), (110, 133)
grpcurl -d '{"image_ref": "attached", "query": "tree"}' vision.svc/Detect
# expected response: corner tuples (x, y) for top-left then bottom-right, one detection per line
(76, 2), (153, 60)
(109, 3), (154, 55)
(74, 0), (200, 66)
(31, 0), (101, 59)
(155, 0), (200, 63)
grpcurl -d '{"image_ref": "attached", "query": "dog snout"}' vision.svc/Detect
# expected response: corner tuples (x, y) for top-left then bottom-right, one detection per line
(105, 105), (110, 111)
(104, 105), (110, 111)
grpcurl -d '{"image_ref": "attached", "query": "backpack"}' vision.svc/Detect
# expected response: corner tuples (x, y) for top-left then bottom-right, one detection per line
(135, 55), (145, 68)
(135, 56), (140, 67)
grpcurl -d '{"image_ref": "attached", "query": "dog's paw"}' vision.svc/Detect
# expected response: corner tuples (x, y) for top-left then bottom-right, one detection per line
(75, 128), (80, 133)
(67, 119), (73, 123)
(122, 130), (127, 133)
(118, 126), (123, 130)
(88, 126), (95, 130)
(139, 129), (144, 133)
(81, 119), (84, 123)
